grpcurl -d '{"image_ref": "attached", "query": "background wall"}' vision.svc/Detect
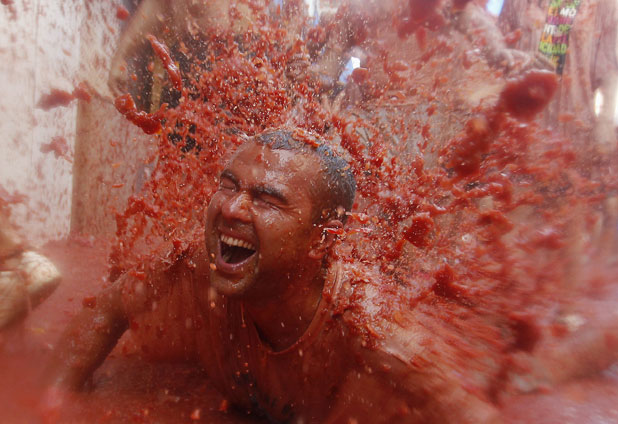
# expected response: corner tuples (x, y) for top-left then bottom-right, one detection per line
(70, 2), (155, 239)
(0, 1), (153, 246)
(0, 2), (82, 244)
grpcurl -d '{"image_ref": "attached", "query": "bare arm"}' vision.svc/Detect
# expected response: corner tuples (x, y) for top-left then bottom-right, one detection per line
(38, 279), (129, 423)
(326, 320), (503, 424)
(45, 279), (129, 390)
(326, 355), (502, 424)
(109, 0), (169, 96)
(454, 2), (546, 72)
(44, 239), (200, 390)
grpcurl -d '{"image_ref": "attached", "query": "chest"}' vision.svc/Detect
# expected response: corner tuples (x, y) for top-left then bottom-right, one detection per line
(199, 302), (352, 422)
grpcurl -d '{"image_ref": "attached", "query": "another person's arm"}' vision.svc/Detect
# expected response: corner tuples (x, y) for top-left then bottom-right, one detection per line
(109, 0), (169, 96)
(455, 3), (520, 71)
(454, 2), (550, 72)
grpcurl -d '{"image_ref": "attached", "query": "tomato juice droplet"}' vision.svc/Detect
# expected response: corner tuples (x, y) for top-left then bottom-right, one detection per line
(37, 89), (75, 110)
(40, 136), (71, 161)
(82, 296), (97, 308)
(504, 29), (522, 46)
(498, 70), (559, 121)
(452, 0), (473, 10)
(147, 34), (183, 92)
(350, 67), (369, 84)
(408, 0), (442, 25)
(72, 82), (92, 102)
(403, 213), (434, 248)
(116, 5), (130, 20)
(114, 94), (163, 135)
(508, 313), (541, 352)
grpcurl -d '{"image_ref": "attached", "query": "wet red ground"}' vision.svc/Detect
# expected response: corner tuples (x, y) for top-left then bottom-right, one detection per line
(0, 239), (266, 424)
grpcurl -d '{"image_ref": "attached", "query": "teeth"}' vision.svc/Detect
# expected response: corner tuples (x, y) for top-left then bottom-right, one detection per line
(220, 235), (255, 251)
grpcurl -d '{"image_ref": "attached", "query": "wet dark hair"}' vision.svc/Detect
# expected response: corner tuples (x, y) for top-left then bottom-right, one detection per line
(254, 129), (356, 223)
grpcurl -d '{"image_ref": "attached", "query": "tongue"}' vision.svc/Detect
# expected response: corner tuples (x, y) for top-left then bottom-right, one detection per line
(224, 245), (255, 264)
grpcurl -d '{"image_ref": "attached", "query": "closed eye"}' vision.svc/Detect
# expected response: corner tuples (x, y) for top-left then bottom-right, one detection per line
(251, 186), (287, 208)
(219, 172), (238, 191)
(253, 193), (283, 208)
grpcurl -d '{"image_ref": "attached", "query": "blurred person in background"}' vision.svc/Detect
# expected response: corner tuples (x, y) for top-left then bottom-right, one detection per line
(499, 0), (618, 280)
(0, 208), (61, 332)
(499, 0), (618, 149)
(108, 0), (312, 112)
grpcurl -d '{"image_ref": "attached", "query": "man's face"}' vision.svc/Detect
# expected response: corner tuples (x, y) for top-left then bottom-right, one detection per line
(204, 140), (324, 298)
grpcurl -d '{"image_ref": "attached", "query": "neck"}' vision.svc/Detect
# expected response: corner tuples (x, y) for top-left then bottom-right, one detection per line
(244, 266), (326, 351)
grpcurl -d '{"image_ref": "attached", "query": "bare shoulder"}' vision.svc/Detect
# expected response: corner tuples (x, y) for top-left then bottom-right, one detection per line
(334, 264), (502, 423)
(119, 240), (210, 316)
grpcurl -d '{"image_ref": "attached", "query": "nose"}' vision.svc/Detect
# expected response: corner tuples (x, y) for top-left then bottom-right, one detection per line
(221, 192), (252, 223)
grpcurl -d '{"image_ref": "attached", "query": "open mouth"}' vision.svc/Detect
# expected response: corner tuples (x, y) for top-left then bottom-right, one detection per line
(219, 234), (256, 265)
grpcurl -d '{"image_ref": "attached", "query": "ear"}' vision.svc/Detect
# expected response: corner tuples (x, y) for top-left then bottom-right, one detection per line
(308, 219), (343, 260)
